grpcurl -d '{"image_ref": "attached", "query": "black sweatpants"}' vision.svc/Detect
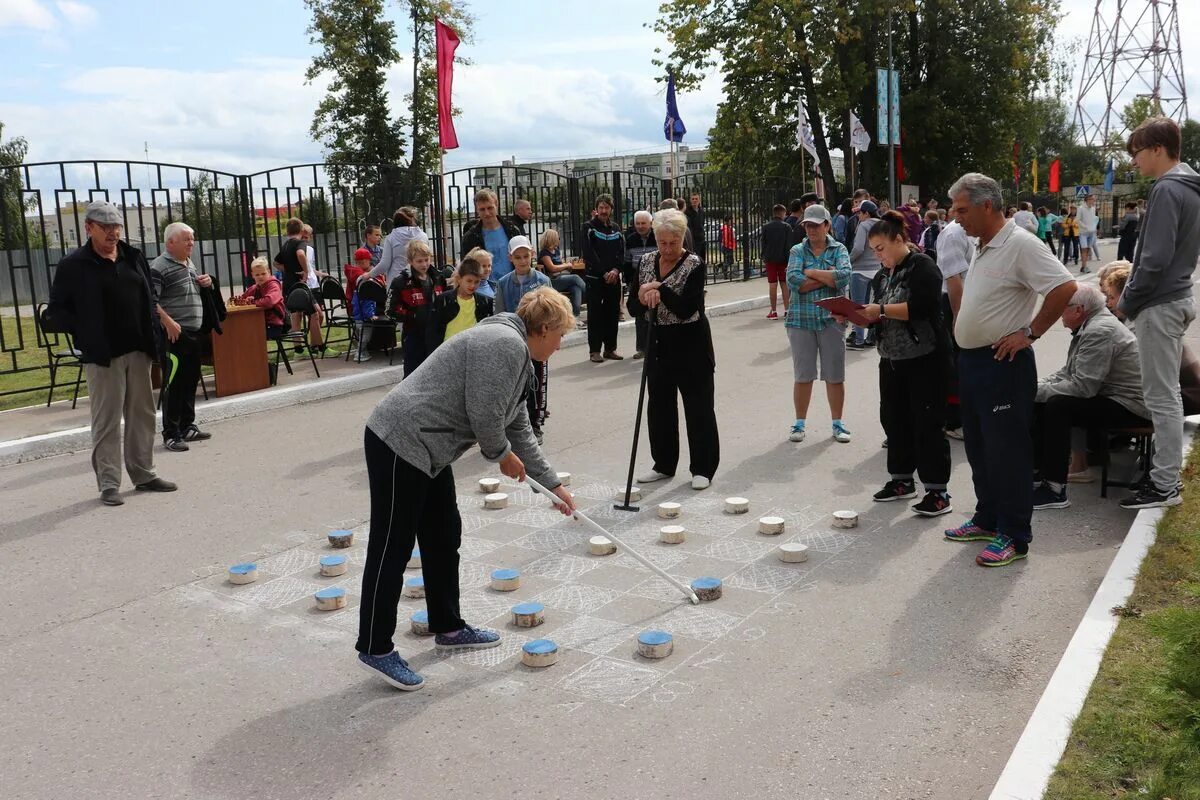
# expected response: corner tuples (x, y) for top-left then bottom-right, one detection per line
(163, 330), (202, 441)
(647, 343), (720, 480)
(526, 359), (548, 429)
(1032, 395), (1148, 484)
(959, 347), (1036, 545)
(356, 427), (465, 655)
(587, 279), (620, 354)
(879, 352), (951, 490)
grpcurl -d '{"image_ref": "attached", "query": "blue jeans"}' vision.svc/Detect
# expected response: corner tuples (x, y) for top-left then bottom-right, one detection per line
(551, 273), (586, 316)
(850, 273), (874, 344)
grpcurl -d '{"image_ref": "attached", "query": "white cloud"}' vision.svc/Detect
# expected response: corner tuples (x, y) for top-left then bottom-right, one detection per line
(55, 0), (97, 27)
(0, 0), (55, 30)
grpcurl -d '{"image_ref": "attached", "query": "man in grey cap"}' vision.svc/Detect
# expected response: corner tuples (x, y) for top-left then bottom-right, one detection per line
(44, 200), (177, 505)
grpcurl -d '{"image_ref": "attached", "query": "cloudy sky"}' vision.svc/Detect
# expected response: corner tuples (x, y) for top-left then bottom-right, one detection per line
(0, 0), (1195, 176)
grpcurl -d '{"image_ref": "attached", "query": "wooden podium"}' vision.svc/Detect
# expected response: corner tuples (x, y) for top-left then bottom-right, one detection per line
(211, 305), (269, 397)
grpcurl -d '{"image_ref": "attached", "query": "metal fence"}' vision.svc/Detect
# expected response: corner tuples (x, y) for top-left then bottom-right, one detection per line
(0, 158), (806, 397)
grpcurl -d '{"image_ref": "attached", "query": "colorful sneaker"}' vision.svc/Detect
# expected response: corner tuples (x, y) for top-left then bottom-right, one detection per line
(357, 651), (424, 691)
(788, 424), (806, 443)
(1032, 483), (1070, 509)
(912, 490), (953, 517)
(872, 479), (917, 502)
(832, 421), (852, 443)
(1119, 484), (1183, 510)
(766, 311), (779, 320)
(944, 518), (996, 543)
(435, 625), (501, 650)
(976, 535), (1028, 567)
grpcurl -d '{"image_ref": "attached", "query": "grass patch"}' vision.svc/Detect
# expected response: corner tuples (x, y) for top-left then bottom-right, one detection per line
(1045, 452), (1200, 800)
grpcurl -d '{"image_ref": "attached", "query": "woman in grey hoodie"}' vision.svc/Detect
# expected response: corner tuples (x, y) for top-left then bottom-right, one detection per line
(368, 206), (431, 284)
(355, 288), (577, 690)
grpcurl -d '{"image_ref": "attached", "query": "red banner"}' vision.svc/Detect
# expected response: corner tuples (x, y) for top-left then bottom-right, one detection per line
(1049, 159), (1061, 194)
(435, 20), (460, 150)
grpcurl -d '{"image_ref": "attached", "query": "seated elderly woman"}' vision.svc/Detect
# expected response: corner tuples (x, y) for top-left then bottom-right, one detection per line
(1031, 284), (1150, 510)
(354, 287), (576, 691)
(629, 208), (720, 491)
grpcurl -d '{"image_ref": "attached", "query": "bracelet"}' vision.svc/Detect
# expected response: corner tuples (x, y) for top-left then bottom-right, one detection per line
(878, 303), (886, 319)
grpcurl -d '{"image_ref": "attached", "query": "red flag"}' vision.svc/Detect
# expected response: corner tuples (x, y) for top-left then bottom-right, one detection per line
(1049, 159), (1061, 194)
(435, 20), (460, 150)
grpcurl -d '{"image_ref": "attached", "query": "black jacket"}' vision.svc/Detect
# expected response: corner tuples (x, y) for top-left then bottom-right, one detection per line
(761, 219), (793, 263)
(43, 240), (161, 366)
(429, 289), (494, 347)
(580, 215), (625, 280)
(460, 217), (523, 258)
(684, 205), (706, 252)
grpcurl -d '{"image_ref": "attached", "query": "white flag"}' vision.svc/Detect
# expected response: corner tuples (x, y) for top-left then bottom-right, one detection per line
(797, 99), (818, 160)
(849, 111), (871, 152)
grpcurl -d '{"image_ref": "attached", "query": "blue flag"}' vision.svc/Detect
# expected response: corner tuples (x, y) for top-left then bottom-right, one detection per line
(1104, 157), (1115, 192)
(664, 71), (686, 143)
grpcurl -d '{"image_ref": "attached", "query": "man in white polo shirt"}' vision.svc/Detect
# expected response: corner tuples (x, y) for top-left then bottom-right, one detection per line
(942, 173), (1076, 568)
(1077, 193), (1099, 273)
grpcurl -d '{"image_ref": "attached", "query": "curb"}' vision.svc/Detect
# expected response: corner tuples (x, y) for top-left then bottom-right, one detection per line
(988, 506), (1161, 799)
(0, 293), (770, 467)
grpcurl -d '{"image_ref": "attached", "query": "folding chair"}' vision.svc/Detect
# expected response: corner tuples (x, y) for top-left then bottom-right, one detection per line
(346, 279), (398, 364)
(320, 275), (353, 349)
(282, 285), (322, 378)
(35, 303), (84, 409)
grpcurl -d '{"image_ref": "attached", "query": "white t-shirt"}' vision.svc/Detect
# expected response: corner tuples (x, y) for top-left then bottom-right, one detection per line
(955, 220), (1075, 350)
(1013, 210), (1039, 236)
(305, 245), (319, 289)
(1077, 203), (1098, 234)
(938, 220), (972, 294)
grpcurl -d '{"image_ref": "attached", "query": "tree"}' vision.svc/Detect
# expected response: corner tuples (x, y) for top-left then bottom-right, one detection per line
(0, 122), (36, 250)
(305, 0), (407, 169)
(1181, 119), (1200, 172)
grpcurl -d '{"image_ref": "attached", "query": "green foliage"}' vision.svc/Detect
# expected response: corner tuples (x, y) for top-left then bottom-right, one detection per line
(1121, 96), (1164, 134)
(0, 122), (38, 250)
(1182, 119), (1200, 172)
(157, 174), (249, 241)
(654, 0), (1061, 199)
(305, 0), (408, 169)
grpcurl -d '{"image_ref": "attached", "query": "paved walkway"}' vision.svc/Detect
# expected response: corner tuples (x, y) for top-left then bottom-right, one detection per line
(0, 252), (1176, 798)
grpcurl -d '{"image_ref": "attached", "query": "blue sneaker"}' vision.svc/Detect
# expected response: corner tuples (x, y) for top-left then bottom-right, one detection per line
(357, 651), (424, 691)
(435, 624), (501, 651)
(788, 423), (806, 442)
(832, 421), (852, 443)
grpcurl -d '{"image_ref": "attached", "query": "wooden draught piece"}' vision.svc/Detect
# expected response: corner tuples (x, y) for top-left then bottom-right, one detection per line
(319, 554), (348, 577)
(618, 486), (642, 502)
(410, 610), (432, 636)
(556, 472), (572, 487)
(832, 510), (859, 529)
(314, 586), (347, 611)
(521, 639), (559, 668)
(228, 563), (257, 585)
(484, 492), (509, 510)
(512, 602), (545, 628)
(724, 497), (750, 515)
(479, 478), (501, 494)
(407, 548), (421, 569)
(758, 516), (786, 535)
(328, 529), (354, 548)
(657, 502), (682, 519)
(589, 535), (616, 556)
(691, 577), (723, 601)
(490, 568), (521, 591)
(637, 630), (674, 659)
(402, 576), (425, 599)
(777, 542), (810, 563)
(659, 525), (687, 544)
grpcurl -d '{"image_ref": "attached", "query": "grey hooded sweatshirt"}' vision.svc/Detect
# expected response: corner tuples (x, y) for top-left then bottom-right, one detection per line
(366, 313), (560, 489)
(1118, 162), (1200, 319)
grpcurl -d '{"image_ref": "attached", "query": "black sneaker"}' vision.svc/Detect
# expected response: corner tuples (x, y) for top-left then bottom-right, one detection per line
(183, 425), (212, 441)
(1032, 483), (1070, 510)
(1119, 485), (1182, 510)
(912, 490), (953, 517)
(873, 479), (917, 502)
(164, 438), (189, 452)
(846, 340), (867, 351)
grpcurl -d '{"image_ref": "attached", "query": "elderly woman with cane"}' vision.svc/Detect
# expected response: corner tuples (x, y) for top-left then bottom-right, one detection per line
(355, 287), (577, 691)
(630, 208), (720, 491)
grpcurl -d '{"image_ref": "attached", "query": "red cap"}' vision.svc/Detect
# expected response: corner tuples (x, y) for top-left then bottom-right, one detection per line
(353, 248), (372, 262)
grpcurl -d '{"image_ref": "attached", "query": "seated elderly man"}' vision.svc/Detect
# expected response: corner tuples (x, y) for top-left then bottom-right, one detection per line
(1032, 284), (1150, 509)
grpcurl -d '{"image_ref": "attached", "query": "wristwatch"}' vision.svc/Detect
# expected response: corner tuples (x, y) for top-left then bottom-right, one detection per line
(1022, 325), (1039, 341)
(879, 303), (886, 319)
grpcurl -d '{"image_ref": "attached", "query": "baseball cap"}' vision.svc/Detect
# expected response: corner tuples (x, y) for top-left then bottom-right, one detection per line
(507, 235), (533, 254)
(353, 247), (372, 261)
(858, 200), (879, 216)
(801, 205), (831, 225)
(85, 201), (122, 226)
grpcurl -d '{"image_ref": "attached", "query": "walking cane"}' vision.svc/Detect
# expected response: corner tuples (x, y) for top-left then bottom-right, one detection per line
(615, 308), (656, 512)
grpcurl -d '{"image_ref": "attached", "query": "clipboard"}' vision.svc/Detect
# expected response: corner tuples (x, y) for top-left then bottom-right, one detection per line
(814, 296), (872, 327)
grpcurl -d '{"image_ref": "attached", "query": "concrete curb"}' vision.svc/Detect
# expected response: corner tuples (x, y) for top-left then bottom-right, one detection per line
(0, 293), (770, 467)
(988, 507), (1161, 799)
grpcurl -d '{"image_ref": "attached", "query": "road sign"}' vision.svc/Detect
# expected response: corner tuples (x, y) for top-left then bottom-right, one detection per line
(1075, 185), (1091, 198)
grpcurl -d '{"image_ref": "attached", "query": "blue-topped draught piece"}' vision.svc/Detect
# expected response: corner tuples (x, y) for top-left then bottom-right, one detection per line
(328, 529), (354, 548)
(314, 586), (347, 611)
(402, 576), (425, 599)
(410, 610), (431, 636)
(407, 548), (421, 568)
(521, 638), (559, 667)
(637, 629), (674, 659)
(319, 554), (348, 577)
(691, 577), (723, 602)
(511, 601), (545, 628)
(490, 568), (521, 591)
(228, 562), (258, 585)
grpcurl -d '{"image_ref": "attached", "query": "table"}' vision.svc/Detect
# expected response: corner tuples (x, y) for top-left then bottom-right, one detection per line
(211, 304), (269, 397)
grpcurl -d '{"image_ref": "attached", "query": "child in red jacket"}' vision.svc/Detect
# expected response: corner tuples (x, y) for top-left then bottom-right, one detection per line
(388, 240), (445, 377)
(234, 257), (286, 337)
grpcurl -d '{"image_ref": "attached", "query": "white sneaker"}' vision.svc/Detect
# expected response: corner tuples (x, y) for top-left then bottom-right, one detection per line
(832, 422), (852, 443)
(637, 469), (671, 483)
(788, 424), (806, 442)
(691, 475), (711, 490)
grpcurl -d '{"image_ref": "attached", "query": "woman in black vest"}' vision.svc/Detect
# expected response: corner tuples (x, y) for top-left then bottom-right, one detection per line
(852, 210), (952, 517)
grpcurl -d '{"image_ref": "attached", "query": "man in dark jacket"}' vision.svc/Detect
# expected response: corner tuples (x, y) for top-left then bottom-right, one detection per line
(460, 188), (523, 280)
(43, 201), (177, 506)
(581, 193), (625, 362)
(684, 192), (706, 261)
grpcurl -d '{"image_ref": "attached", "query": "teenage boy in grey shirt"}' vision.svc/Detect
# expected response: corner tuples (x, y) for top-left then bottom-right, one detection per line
(1117, 116), (1200, 508)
